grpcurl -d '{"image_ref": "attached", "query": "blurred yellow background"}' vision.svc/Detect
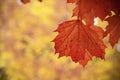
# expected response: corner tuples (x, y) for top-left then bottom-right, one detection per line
(0, 0), (120, 80)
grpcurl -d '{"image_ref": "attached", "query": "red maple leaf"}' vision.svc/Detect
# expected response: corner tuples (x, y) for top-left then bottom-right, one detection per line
(71, 0), (120, 20)
(104, 15), (120, 47)
(53, 20), (106, 66)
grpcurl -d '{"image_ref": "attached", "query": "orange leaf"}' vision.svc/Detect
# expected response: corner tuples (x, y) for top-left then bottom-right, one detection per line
(53, 20), (106, 66)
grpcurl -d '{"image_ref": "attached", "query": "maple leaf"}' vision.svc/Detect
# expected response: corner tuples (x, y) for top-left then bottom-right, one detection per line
(104, 15), (120, 47)
(53, 20), (106, 66)
(72, 0), (120, 20)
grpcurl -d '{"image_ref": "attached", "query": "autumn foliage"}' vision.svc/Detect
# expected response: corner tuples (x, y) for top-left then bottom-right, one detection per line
(21, 0), (120, 66)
